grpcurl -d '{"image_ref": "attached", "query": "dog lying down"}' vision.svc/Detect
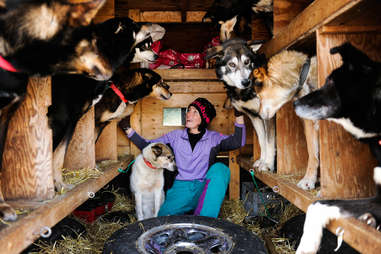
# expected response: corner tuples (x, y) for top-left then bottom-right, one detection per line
(130, 143), (176, 221)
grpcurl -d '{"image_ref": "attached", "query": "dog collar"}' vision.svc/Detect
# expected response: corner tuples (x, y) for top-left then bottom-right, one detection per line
(110, 83), (128, 103)
(143, 158), (157, 169)
(0, 55), (18, 72)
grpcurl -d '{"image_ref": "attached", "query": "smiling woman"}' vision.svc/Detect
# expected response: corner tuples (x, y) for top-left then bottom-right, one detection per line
(119, 97), (245, 219)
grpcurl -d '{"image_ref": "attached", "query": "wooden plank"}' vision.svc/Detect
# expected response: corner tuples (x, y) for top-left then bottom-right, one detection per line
(273, 0), (311, 35)
(261, 0), (364, 56)
(0, 157), (133, 254)
(276, 102), (308, 175)
(186, 11), (208, 22)
(168, 82), (225, 94)
(140, 11), (182, 23)
(2, 77), (54, 201)
(116, 0), (214, 13)
(316, 31), (380, 199)
(95, 121), (118, 162)
(321, 25), (381, 34)
(229, 150), (240, 200)
(63, 108), (96, 171)
(155, 69), (218, 80)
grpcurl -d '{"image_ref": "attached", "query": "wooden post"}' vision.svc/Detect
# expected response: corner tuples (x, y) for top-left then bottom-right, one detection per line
(229, 150), (240, 200)
(93, 0), (115, 24)
(317, 30), (380, 198)
(1, 77), (54, 201)
(95, 121), (118, 162)
(63, 108), (96, 170)
(272, 0), (311, 176)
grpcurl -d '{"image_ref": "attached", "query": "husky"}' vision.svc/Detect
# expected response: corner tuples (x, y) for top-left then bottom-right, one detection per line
(95, 68), (172, 141)
(207, 38), (276, 172)
(0, 0), (107, 222)
(49, 19), (165, 192)
(130, 143), (176, 221)
(253, 50), (319, 190)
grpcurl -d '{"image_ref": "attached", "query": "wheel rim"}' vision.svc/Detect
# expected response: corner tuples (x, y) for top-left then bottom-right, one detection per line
(136, 223), (234, 254)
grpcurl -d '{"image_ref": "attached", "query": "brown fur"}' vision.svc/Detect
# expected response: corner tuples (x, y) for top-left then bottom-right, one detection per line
(255, 50), (319, 190)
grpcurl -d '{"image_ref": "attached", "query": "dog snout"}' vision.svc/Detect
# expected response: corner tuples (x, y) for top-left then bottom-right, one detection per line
(241, 79), (252, 88)
(153, 53), (159, 61)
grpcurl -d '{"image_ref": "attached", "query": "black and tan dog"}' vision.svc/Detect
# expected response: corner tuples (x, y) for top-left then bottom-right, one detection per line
(49, 18), (164, 192)
(295, 43), (381, 254)
(0, 0), (107, 221)
(95, 68), (171, 141)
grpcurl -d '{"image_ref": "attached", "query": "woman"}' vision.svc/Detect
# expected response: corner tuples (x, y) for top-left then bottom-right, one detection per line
(119, 97), (246, 218)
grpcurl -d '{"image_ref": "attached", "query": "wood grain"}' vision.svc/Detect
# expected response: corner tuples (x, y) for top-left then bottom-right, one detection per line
(95, 121), (118, 162)
(2, 77), (54, 201)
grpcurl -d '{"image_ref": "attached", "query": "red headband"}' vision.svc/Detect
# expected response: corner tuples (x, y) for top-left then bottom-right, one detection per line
(191, 101), (210, 124)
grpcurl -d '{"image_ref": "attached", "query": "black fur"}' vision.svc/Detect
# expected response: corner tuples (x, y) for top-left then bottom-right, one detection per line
(294, 42), (381, 165)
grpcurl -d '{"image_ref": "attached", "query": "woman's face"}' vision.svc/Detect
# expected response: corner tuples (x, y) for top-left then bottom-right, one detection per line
(185, 106), (202, 130)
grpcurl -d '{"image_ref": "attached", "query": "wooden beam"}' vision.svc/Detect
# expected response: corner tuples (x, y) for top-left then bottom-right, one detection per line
(186, 11), (208, 22)
(229, 150), (240, 200)
(261, 0), (364, 56)
(0, 157), (133, 254)
(155, 69), (218, 80)
(2, 77), (54, 201)
(321, 25), (381, 34)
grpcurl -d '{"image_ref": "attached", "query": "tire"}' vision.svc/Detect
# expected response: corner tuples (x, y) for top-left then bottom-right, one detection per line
(103, 215), (267, 254)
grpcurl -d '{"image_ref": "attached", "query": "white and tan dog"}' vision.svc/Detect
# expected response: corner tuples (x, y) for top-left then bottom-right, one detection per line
(253, 50), (319, 190)
(130, 143), (176, 221)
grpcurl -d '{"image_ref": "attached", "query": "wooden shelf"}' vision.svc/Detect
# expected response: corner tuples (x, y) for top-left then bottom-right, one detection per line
(238, 155), (381, 254)
(261, 0), (381, 56)
(155, 69), (218, 81)
(0, 156), (133, 254)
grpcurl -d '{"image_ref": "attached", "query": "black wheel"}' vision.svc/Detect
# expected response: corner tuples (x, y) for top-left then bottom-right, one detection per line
(103, 215), (267, 254)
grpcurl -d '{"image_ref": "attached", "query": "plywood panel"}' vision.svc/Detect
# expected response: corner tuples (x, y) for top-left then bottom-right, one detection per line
(276, 102), (308, 175)
(95, 121), (117, 162)
(2, 77), (54, 201)
(316, 31), (380, 199)
(63, 108), (96, 170)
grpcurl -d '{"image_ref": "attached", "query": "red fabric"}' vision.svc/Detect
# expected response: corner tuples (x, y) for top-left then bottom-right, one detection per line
(149, 38), (222, 69)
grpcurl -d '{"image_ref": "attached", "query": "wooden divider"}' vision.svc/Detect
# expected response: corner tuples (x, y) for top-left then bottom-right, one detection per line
(316, 30), (380, 198)
(95, 121), (118, 162)
(2, 77), (54, 201)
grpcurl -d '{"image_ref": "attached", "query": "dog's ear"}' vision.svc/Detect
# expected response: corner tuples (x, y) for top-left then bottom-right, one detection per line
(330, 42), (373, 73)
(151, 144), (163, 159)
(247, 40), (264, 53)
(68, 0), (106, 27)
(219, 16), (238, 42)
(206, 45), (224, 60)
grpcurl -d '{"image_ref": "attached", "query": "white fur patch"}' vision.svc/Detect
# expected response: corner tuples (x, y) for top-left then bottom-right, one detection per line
(100, 103), (127, 122)
(296, 203), (347, 254)
(329, 118), (380, 139)
(374, 167), (381, 185)
(26, 5), (59, 40)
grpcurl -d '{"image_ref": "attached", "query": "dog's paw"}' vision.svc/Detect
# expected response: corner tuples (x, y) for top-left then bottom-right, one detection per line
(0, 204), (17, 221)
(296, 237), (320, 254)
(358, 212), (377, 228)
(253, 159), (273, 172)
(297, 177), (316, 190)
(55, 181), (75, 193)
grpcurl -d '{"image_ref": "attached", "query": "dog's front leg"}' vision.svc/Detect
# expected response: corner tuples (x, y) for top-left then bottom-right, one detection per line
(53, 140), (74, 192)
(135, 192), (144, 220)
(298, 119), (320, 190)
(296, 202), (343, 254)
(250, 116), (275, 172)
(154, 189), (164, 217)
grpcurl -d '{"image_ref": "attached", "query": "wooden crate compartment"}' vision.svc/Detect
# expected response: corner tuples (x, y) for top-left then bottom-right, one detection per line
(238, 155), (381, 254)
(0, 157), (133, 254)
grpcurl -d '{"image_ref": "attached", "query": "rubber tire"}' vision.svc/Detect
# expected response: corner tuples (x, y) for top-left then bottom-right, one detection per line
(103, 215), (268, 254)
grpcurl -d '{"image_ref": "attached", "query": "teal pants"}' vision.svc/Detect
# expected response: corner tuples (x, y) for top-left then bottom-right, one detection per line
(158, 162), (230, 218)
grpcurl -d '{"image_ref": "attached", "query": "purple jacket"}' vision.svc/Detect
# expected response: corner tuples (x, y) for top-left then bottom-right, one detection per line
(128, 123), (246, 180)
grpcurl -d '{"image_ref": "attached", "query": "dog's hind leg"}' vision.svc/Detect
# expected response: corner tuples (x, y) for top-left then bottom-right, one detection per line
(53, 137), (75, 192)
(297, 119), (320, 190)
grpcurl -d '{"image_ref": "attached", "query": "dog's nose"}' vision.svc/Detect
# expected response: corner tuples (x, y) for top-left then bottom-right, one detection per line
(153, 53), (159, 61)
(241, 79), (252, 88)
